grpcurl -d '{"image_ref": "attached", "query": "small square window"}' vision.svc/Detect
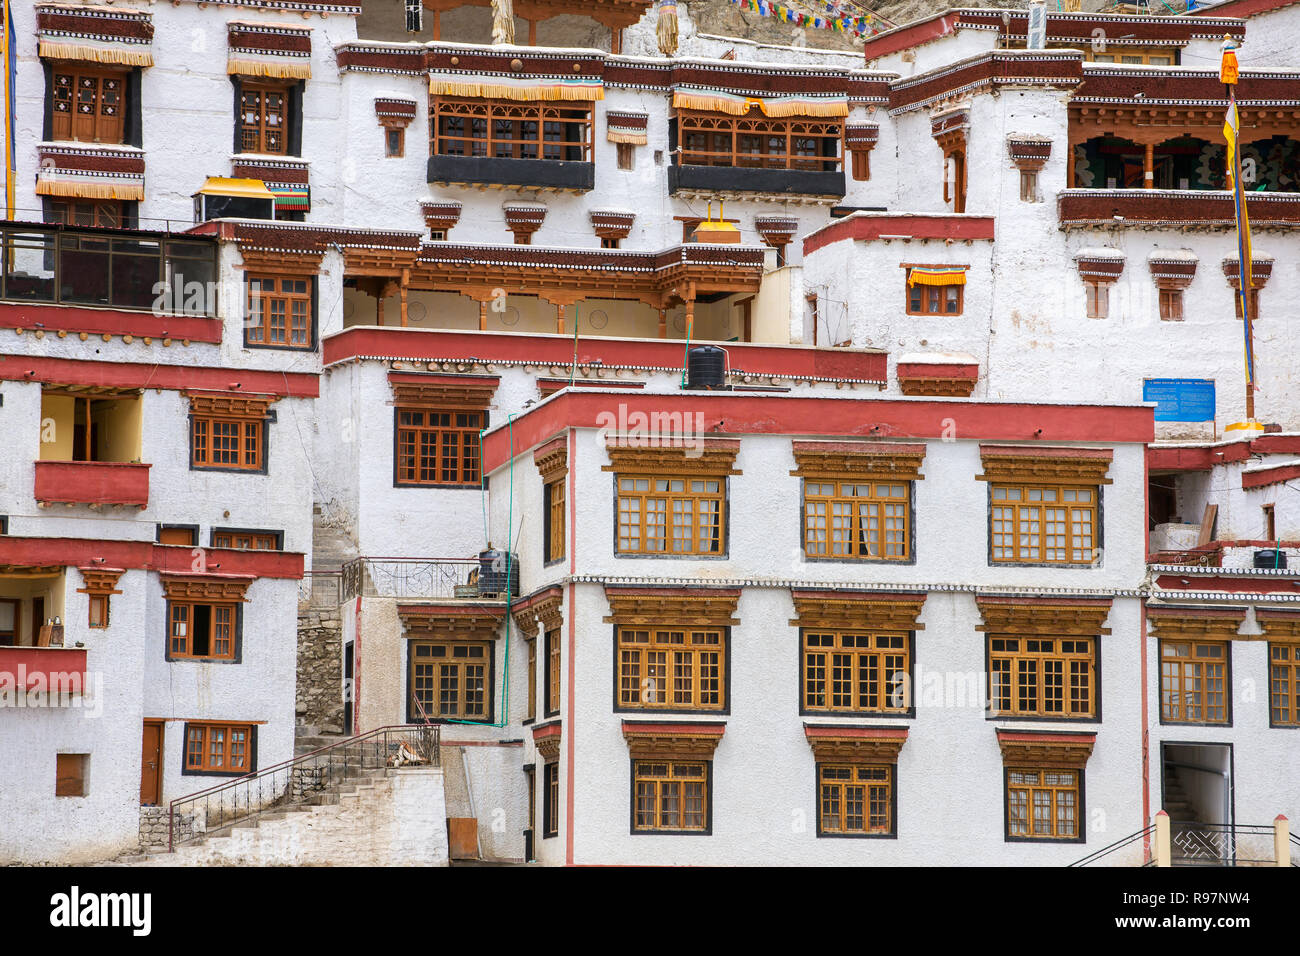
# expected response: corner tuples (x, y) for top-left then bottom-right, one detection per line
(1159, 288), (1183, 321)
(429, 229), (447, 242)
(601, 237), (620, 249)
(56, 754), (88, 797)
(385, 127), (404, 158)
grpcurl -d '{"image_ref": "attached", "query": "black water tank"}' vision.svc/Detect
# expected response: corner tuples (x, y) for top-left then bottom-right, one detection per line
(478, 549), (520, 597)
(1254, 549), (1287, 569)
(686, 345), (726, 390)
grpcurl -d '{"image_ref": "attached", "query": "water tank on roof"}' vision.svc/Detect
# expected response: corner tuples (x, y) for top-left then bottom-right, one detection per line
(686, 345), (725, 391)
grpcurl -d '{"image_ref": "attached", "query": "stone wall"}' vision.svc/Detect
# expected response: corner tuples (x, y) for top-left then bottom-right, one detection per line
(297, 606), (344, 736)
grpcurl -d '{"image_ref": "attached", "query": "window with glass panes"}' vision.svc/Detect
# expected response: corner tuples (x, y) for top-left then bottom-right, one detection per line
(545, 628), (561, 716)
(246, 276), (311, 348)
(991, 483), (1098, 564)
(430, 98), (593, 162)
(818, 764), (892, 836)
(543, 762), (559, 837)
(395, 409), (483, 485)
(803, 631), (908, 714)
(616, 475), (725, 555)
(185, 723), (253, 774)
(410, 641), (489, 720)
(213, 531), (279, 550)
(803, 479), (909, 559)
(52, 67), (125, 144)
(48, 200), (125, 229)
(525, 636), (537, 721)
(677, 111), (842, 171)
(1160, 640), (1228, 724)
(192, 414), (263, 470)
(906, 280), (962, 315)
(618, 627), (724, 711)
(240, 84), (288, 154)
(1270, 643), (1300, 726)
(1006, 768), (1079, 839)
(168, 602), (237, 660)
(989, 636), (1096, 718)
(632, 761), (708, 832)
(545, 478), (565, 563)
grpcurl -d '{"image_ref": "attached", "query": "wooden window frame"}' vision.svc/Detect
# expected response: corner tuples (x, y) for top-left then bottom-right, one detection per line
(990, 483), (1099, 566)
(542, 761), (559, 838)
(182, 722), (257, 777)
(850, 148), (870, 181)
(394, 407), (484, 487)
(1159, 639), (1230, 725)
(616, 626), (727, 714)
(239, 82), (290, 155)
(802, 479), (911, 561)
(1263, 503), (1276, 541)
(211, 528), (282, 551)
(246, 274), (314, 350)
(191, 414), (265, 472)
(1269, 643), (1300, 728)
(157, 524), (199, 547)
(906, 278), (964, 316)
(48, 199), (127, 229)
(544, 478), (565, 565)
(801, 630), (911, 716)
(615, 474), (726, 557)
(1019, 168), (1038, 203)
(408, 639), (493, 723)
(525, 635), (537, 722)
(676, 109), (842, 172)
(385, 126), (405, 158)
(988, 635), (1098, 719)
(616, 141), (635, 170)
(545, 627), (561, 718)
(51, 65), (126, 144)
(55, 753), (89, 796)
(817, 763), (894, 837)
(600, 236), (621, 249)
(430, 97), (594, 163)
(1234, 286), (1260, 321)
(1158, 287), (1184, 322)
(166, 600), (241, 662)
(1005, 767), (1082, 842)
(1085, 280), (1110, 319)
(87, 593), (109, 629)
(631, 759), (711, 834)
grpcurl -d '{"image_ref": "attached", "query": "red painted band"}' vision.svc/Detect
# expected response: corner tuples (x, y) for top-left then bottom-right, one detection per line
(6, 304), (221, 343)
(0, 355), (319, 398)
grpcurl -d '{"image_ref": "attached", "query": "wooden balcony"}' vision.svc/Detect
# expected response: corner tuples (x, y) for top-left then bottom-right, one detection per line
(0, 646), (89, 701)
(427, 155), (594, 192)
(669, 164), (845, 199)
(34, 460), (151, 508)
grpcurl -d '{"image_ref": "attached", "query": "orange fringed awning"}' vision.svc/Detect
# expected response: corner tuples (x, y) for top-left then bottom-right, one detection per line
(428, 74), (604, 102)
(907, 267), (967, 287)
(671, 89), (848, 118)
(36, 177), (145, 202)
(38, 39), (153, 67)
(228, 56), (312, 80)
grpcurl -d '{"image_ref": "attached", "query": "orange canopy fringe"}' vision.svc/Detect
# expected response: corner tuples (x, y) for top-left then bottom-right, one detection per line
(36, 179), (145, 201)
(607, 130), (648, 145)
(228, 57), (312, 80)
(38, 40), (153, 68)
(907, 267), (967, 287)
(428, 77), (604, 102)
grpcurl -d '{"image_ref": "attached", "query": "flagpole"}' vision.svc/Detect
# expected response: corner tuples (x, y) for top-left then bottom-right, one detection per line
(2, 0), (13, 220)
(1234, 86), (1255, 423)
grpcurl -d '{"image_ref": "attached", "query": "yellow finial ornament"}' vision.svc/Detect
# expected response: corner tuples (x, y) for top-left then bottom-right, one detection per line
(1220, 34), (1240, 87)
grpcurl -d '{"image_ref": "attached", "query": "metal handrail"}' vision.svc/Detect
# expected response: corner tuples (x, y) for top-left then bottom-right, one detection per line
(167, 724), (440, 852)
(1068, 824), (1157, 867)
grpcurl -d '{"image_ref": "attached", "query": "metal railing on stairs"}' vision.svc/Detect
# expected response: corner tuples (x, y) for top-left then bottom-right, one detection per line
(1068, 824), (1157, 867)
(168, 725), (440, 852)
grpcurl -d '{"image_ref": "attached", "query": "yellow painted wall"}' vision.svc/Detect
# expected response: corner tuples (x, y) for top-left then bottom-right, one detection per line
(38, 394), (74, 461)
(752, 266), (797, 345)
(99, 397), (143, 463)
(0, 571), (66, 646)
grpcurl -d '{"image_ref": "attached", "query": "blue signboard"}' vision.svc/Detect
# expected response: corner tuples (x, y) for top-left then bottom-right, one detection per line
(1143, 379), (1216, 422)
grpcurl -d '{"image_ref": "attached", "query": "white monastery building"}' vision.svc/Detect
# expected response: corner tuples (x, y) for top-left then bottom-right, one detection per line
(0, 0), (1297, 866)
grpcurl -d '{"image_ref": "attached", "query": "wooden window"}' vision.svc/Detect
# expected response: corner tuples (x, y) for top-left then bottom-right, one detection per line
(543, 762), (559, 838)
(677, 110), (842, 171)
(213, 531), (280, 550)
(1160, 640), (1229, 724)
(430, 97), (593, 163)
(991, 484), (1098, 564)
(184, 723), (254, 774)
(526, 636), (537, 721)
(1234, 287), (1260, 320)
(1264, 504), (1276, 541)
(526, 766), (535, 835)
(1006, 769), (1079, 839)
(158, 526), (197, 547)
(386, 127), (405, 158)
(1085, 281), (1109, 319)
(1269, 643), (1300, 727)
(633, 760), (708, 832)
(1020, 169), (1038, 202)
(545, 479), (565, 563)
(168, 602), (238, 660)
(803, 631), (909, 714)
(806, 294), (819, 345)
(48, 200), (124, 229)
(52, 67), (125, 144)
(618, 627), (724, 711)
(850, 148), (870, 181)
(429, 229), (447, 241)
(600, 237), (621, 249)
(247, 275), (312, 349)
(55, 754), (88, 796)
(617, 142), (634, 170)
(989, 636), (1096, 718)
(906, 281), (963, 316)
(88, 594), (109, 629)
(410, 641), (490, 720)
(819, 764), (892, 836)
(1159, 287), (1183, 321)
(240, 84), (289, 155)
(192, 414), (263, 470)
(545, 628), (561, 717)
(803, 479), (909, 560)
(616, 475), (724, 555)
(395, 408), (483, 486)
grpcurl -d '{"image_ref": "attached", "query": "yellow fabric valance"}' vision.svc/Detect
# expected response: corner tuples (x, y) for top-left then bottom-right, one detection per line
(429, 74), (604, 102)
(228, 56), (311, 80)
(36, 178), (145, 201)
(39, 39), (153, 67)
(907, 267), (967, 287)
(671, 89), (848, 118)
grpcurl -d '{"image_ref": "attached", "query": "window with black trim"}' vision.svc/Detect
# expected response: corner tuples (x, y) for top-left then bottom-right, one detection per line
(818, 764), (893, 836)
(803, 480), (909, 560)
(1005, 768), (1080, 840)
(240, 83), (289, 155)
(991, 484), (1098, 564)
(409, 640), (490, 721)
(616, 476), (724, 555)
(618, 627), (724, 712)
(802, 631), (908, 715)
(431, 98), (593, 162)
(544, 478), (565, 564)
(212, 530), (281, 550)
(192, 414), (264, 471)
(1160, 640), (1229, 724)
(543, 761), (559, 838)
(246, 275), (313, 349)
(395, 409), (483, 486)
(168, 601), (239, 661)
(545, 628), (561, 717)
(183, 722), (256, 776)
(1270, 643), (1300, 727)
(989, 636), (1097, 719)
(48, 199), (128, 229)
(51, 66), (126, 144)
(632, 760), (709, 832)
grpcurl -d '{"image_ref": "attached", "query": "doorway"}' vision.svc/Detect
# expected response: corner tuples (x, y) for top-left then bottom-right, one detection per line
(140, 720), (164, 805)
(343, 641), (354, 736)
(1161, 742), (1233, 863)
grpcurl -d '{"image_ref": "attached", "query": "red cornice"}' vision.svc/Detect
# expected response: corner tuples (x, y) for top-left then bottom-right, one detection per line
(896, 361), (978, 380)
(1242, 463), (1300, 489)
(1188, 0), (1299, 18)
(397, 603), (506, 618)
(0, 538), (304, 579)
(1147, 437), (1300, 472)
(5, 304), (221, 344)
(619, 721), (726, 737)
(0, 355), (318, 398)
(387, 372), (500, 388)
(995, 729), (1097, 744)
(803, 724), (909, 740)
(861, 12), (959, 61)
(979, 444), (1114, 460)
(482, 390), (1153, 472)
(1059, 190), (1300, 227)
(803, 214), (995, 256)
(1148, 600), (1251, 613)
(888, 51), (1083, 114)
(323, 327), (889, 385)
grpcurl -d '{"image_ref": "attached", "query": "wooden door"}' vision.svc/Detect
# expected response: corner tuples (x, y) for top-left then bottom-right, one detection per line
(140, 721), (163, 805)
